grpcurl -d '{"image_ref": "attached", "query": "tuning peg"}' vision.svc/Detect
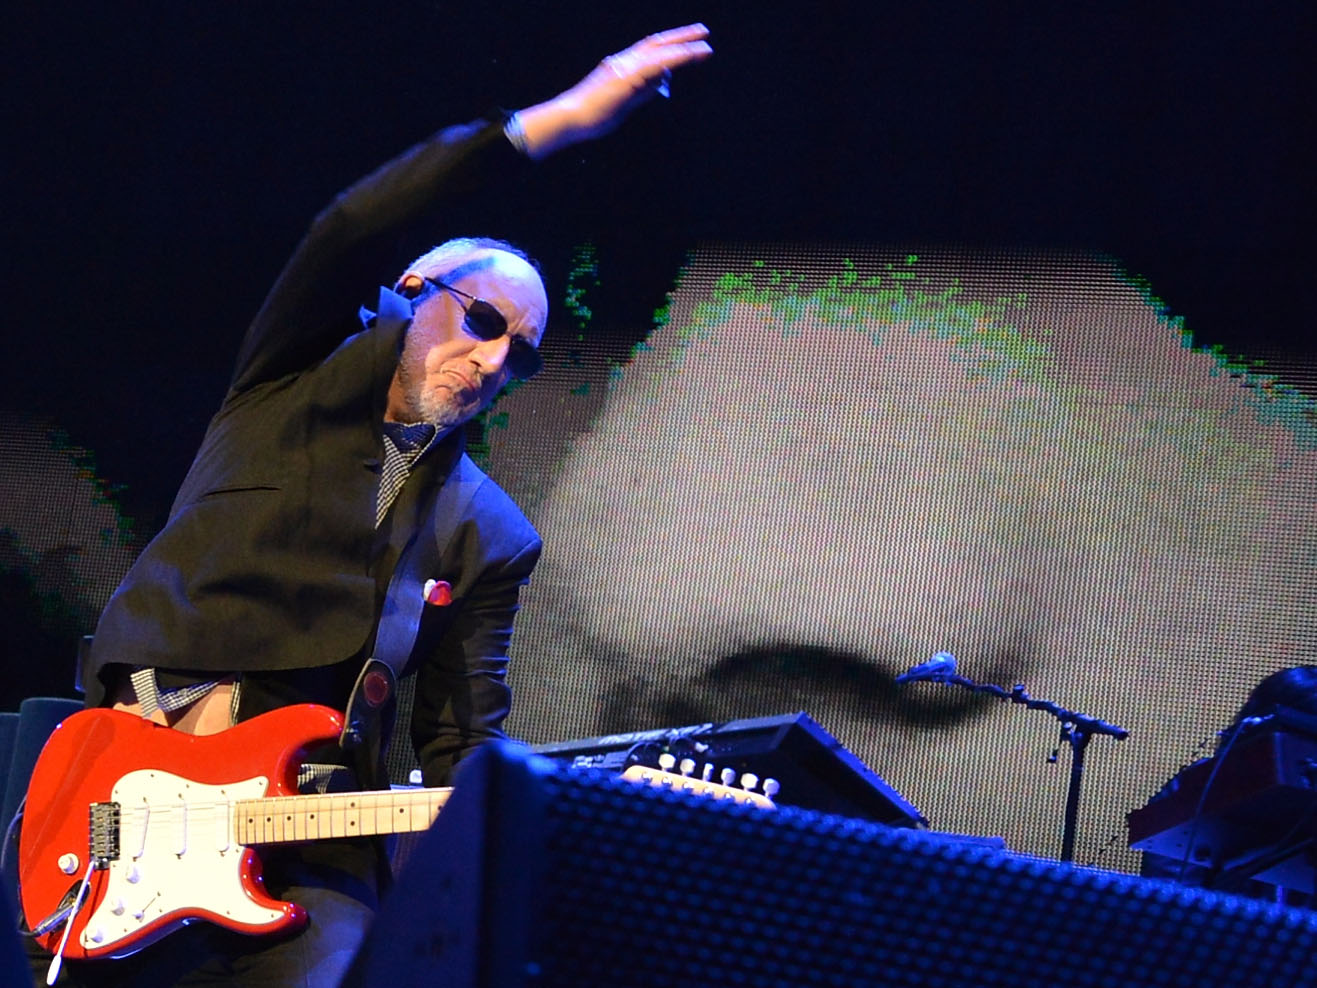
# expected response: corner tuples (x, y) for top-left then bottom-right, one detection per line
(720, 767), (736, 786)
(740, 772), (759, 791)
(679, 757), (696, 777)
(762, 778), (780, 798)
(658, 753), (676, 772)
(701, 763), (713, 781)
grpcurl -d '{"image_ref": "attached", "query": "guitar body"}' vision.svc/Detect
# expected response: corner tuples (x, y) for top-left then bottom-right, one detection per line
(18, 704), (769, 964)
(19, 704), (344, 960)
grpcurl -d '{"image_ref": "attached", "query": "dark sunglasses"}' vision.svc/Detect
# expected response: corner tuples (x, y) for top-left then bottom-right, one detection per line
(398, 274), (543, 380)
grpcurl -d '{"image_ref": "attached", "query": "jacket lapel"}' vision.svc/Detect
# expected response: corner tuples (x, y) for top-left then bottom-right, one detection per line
(371, 448), (483, 676)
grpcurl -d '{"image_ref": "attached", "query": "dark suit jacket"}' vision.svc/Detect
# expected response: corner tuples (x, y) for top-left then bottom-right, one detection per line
(86, 115), (541, 785)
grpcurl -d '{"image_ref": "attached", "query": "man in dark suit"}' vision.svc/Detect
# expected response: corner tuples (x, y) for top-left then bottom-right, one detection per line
(30, 24), (711, 987)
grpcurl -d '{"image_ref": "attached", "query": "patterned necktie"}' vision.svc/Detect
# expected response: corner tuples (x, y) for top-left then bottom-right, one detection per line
(376, 422), (436, 527)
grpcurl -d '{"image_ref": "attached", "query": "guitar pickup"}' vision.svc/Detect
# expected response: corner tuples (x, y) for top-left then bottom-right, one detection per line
(88, 802), (121, 870)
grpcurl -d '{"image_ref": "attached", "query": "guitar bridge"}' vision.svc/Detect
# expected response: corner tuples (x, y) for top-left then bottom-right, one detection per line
(88, 802), (120, 870)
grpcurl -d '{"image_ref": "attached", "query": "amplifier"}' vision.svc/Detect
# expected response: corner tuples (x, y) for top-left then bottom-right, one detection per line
(531, 710), (925, 826)
(350, 741), (1317, 988)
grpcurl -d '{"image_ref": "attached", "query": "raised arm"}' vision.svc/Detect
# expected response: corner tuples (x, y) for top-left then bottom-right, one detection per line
(229, 24), (713, 393)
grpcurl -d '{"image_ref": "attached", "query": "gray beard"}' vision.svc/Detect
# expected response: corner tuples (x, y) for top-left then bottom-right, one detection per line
(396, 355), (470, 431)
(424, 401), (467, 432)
(407, 388), (467, 432)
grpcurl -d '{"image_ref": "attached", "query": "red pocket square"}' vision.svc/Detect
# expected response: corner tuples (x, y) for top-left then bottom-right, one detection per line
(422, 579), (453, 606)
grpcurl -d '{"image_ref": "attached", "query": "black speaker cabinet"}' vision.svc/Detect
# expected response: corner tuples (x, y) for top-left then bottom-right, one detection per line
(350, 741), (1317, 987)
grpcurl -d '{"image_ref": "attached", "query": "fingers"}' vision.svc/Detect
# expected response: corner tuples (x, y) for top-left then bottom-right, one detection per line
(655, 39), (714, 71)
(602, 40), (712, 91)
(636, 23), (711, 49)
(609, 23), (713, 80)
(593, 26), (713, 114)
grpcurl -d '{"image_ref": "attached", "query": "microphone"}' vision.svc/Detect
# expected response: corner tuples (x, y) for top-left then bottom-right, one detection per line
(896, 651), (957, 684)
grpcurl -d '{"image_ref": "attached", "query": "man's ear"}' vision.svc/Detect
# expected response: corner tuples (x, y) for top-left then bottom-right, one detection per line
(396, 272), (426, 299)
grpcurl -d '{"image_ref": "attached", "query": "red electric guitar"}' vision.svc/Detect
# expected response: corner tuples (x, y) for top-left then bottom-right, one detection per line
(19, 704), (773, 963)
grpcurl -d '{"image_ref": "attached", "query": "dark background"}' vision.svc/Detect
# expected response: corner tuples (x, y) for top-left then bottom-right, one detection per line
(2, 1), (1312, 708)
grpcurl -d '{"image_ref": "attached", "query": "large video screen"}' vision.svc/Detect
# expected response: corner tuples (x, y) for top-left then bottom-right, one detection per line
(483, 242), (1317, 870)
(2, 240), (1314, 871)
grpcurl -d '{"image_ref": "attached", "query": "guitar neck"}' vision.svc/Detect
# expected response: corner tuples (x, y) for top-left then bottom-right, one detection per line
(233, 787), (454, 845)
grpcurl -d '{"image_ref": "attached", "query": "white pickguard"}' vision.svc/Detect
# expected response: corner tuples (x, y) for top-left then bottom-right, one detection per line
(81, 770), (277, 953)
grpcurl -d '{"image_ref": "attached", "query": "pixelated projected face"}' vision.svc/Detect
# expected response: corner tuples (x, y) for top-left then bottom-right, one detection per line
(390, 250), (547, 429)
(495, 247), (1317, 863)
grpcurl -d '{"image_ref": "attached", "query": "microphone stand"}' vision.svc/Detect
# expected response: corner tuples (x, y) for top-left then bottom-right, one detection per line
(908, 669), (1128, 864)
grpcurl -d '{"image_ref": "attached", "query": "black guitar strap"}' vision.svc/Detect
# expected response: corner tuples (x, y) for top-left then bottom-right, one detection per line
(341, 454), (481, 787)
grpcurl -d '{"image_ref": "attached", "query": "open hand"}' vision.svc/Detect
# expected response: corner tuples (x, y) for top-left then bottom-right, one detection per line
(517, 24), (713, 159)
